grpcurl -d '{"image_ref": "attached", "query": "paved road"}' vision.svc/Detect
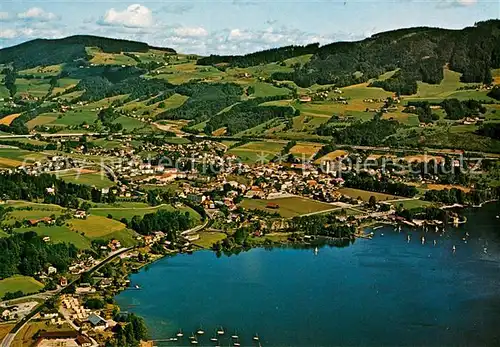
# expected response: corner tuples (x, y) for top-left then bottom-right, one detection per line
(0, 247), (132, 347)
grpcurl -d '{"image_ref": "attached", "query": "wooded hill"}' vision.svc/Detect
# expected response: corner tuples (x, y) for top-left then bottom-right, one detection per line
(0, 35), (176, 70)
(197, 20), (500, 94)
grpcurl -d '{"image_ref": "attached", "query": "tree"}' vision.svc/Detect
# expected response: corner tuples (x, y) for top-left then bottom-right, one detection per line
(368, 196), (377, 208)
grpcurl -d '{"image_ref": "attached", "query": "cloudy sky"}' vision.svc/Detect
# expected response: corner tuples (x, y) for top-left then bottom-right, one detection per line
(0, 0), (498, 55)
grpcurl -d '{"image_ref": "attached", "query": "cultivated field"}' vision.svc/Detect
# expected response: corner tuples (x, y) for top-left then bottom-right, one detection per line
(0, 276), (44, 298)
(337, 187), (403, 202)
(240, 196), (335, 218)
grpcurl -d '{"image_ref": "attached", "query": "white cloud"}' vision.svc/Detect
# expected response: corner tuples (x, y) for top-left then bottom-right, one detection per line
(457, 0), (477, 5)
(17, 7), (57, 21)
(100, 4), (153, 28)
(436, 0), (478, 7)
(0, 29), (17, 39)
(174, 27), (209, 38)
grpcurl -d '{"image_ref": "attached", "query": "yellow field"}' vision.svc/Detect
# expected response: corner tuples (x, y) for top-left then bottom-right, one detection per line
(0, 158), (25, 168)
(69, 216), (127, 238)
(27, 115), (58, 128)
(0, 113), (21, 125)
(315, 150), (349, 164)
(290, 143), (323, 157)
(212, 127), (227, 136)
(0, 324), (14, 342)
(425, 184), (471, 193)
(403, 155), (444, 164)
(337, 187), (402, 202)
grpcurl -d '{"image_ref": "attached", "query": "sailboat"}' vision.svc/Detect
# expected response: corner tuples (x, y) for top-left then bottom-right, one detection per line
(176, 329), (184, 338)
(253, 333), (260, 341)
(231, 331), (239, 339)
(217, 326), (225, 335)
(190, 334), (198, 345)
(197, 325), (205, 335)
(314, 247), (318, 255)
(211, 330), (218, 342)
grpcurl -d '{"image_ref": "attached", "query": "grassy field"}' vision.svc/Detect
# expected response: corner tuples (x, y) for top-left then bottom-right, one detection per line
(69, 216), (127, 238)
(0, 276), (44, 298)
(289, 142), (323, 157)
(14, 225), (91, 249)
(240, 196), (335, 218)
(15, 78), (51, 98)
(0, 148), (46, 168)
(194, 232), (227, 248)
(58, 170), (115, 189)
(4, 207), (63, 226)
(250, 82), (290, 98)
(90, 203), (201, 222)
(393, 199), (435, 210)
(337, 187), (403, 202)
(227, 141), (285, 164)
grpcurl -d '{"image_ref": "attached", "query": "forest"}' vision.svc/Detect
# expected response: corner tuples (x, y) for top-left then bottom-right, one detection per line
(317, 116), (400, 146)
(342, 171), (419, 198)
(0, 172), (113, 208)
(441, 99), (487, 120)
(156, 82), (243, 123)
(204, 96), (295, 135)
(196, 43), (319, 67)
(127, 209), (193, 238)
(0, 231), (78, 280)
(424, 187), (500, 205)
(271, 20), (500, 91)
(477, 123), (500, 140)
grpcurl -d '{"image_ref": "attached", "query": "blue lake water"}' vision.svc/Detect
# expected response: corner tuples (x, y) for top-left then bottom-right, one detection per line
(115, 202), (500, 346)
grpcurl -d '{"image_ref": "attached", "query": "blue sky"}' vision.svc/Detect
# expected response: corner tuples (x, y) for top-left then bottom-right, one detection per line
(0, 0), (499, 55)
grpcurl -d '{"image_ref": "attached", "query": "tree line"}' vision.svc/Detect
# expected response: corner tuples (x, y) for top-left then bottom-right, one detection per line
(0, 231), (78, 280)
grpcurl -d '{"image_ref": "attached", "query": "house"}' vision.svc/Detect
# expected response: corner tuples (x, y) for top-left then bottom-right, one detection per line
(74, 210), (87, 219)
(47, 266), (57, 275)
(60, 277), (68, 286)
(28, 217), (53, 226)
(299, 95), (312, 103)
(1, 309), (11, 320)
(88, 313), (108, 331)
(43, 236), (51, 243)
(266, 202), (279, 209)
(107, 239), (121, 251)
(75, 334), (92, 347)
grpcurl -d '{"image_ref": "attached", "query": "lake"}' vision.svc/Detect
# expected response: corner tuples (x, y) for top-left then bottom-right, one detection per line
(115, 202), (500, 346)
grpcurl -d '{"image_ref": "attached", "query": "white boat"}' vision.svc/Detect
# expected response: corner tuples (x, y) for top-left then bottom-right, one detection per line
(253, 334), (260, 341)
(231, 333), (239, 339)
(211, 337), (218, 342)
(134, 284), (140, 289)
(177, 330), (183, 337)
(314, 247), (318, 255)
(169, 337), (178, 342)
(233, 343), (240, 347)
(197, 326), (205, 335)
(217, 327), (224, 335)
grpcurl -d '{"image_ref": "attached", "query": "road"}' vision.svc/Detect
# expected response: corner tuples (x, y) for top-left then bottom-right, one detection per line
(0, 247), (132, 347)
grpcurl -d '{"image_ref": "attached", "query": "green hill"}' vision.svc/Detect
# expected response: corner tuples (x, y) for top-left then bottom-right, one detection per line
(0, 35), (176, 70)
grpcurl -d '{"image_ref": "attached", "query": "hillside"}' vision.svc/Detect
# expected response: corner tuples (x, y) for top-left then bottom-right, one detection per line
(0, 35), (176, 70)
(0, 21), (499, 154)
(198, 20), (500, 94)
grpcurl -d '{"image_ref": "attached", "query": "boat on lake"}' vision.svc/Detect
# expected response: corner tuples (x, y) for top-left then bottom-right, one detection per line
(176, 329), (183, 337)
(217, 326), (224, 335)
